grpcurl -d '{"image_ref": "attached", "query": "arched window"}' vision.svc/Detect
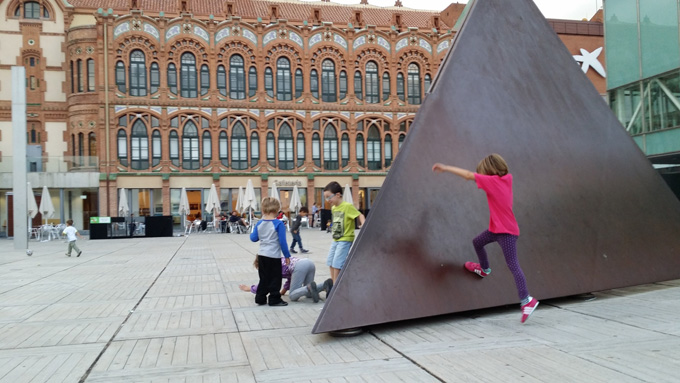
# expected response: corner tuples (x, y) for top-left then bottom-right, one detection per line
(354, 71), (363, 100)
(129, 50), (146, 97)
(86, 132), (95, 165)
(398, 133), (405, 150)
(424, 73), (432, 94)
(397, 72), (405, 101)
(249, 67), (258, 97)
(276, 57), (292, 101)
(297, 132), (305, 167)
(265, 67), (274, 97)
(407, 63), (421, 105)
(76, 59), (83, 92)
(200, 65), (210, 96)
(24, 2), (40, 18)
(384, 134), (393, 167)
(339, 70), (347, 99)
(365, 61), (379, 103)
(152, 130), (161, 166)
(356, 133), (364, 167)
(130, 120), (148, 170)
(217, 65), (227, 96)
(219, 131), (228, 167)
(341, 133), (349, 167)
(117, 129), (128, 166)
(250, 131), (259, 167)
(202, 131), (212, 166)
(168, 63), (177, 94)
(266, 132), (276, 166)
(278, 123), (294, 170)
(382, 72), (390, 101)
(150, 63), (160, 94)
(230, 55), (245, 99)
(323, 125), (338, 170)
(295, 69), (303, 99)
(367, 126), (381, 170)
(78, 133), (85, 166)
(312, 132), (321, 167)
(231, 122), (248, 170)
(180, 53), (197, 98)
(87, 59), (95, 92)
(169, 130), (179, 166)
(322, 59), (337, 102)
(310, 69), (319, 99)
(182, 121), (199, 169)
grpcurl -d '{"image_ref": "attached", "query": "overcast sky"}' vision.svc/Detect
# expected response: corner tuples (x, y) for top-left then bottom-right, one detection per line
(309, 0), (602, 21)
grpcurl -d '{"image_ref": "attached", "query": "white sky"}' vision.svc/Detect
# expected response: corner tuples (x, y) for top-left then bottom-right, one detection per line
(309, 0), (603, 21)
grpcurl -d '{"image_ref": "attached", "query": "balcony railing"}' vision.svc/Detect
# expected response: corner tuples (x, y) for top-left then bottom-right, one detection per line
(0, 156), (100, 173)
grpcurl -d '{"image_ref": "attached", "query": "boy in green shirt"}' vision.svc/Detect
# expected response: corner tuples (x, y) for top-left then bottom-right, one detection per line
(323, 181), (365, 283)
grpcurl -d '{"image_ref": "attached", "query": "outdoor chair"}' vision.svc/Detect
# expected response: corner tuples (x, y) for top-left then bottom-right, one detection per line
(29, 227), (40, 241)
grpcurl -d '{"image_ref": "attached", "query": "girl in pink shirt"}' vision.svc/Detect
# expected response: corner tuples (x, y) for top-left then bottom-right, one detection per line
(433, 154), (538, 323)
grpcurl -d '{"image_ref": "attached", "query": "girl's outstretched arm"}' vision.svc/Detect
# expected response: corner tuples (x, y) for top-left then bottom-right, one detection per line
(432, 163), (475, 181)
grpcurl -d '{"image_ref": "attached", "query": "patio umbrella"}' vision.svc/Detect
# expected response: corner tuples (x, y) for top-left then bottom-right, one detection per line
(27, 182), (39, 252)
(343, 184), (353, 205)
(269, 181), (280, 201)
(118, 188), (130, 217)
(243, 179), (258, 231)
(205, 184), (221, 221)
(236, 186), (244, 214)
(178, 187), (190, 228)
(38, 185), (56, 226)
(289, 185), (302, 214)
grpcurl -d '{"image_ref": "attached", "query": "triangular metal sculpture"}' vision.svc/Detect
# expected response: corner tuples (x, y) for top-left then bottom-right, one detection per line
(313, 0), (680, 333)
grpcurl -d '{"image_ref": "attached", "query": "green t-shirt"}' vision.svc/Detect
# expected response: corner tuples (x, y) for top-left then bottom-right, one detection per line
(331, 201), (361, 242)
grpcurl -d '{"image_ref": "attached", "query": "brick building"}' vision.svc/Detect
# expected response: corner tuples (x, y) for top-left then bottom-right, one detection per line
(0, 0), (606, 233)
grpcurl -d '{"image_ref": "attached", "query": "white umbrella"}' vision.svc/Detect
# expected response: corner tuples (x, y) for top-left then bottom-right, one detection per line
(27, 182), (39, 220)
(289, 185), (302, 214)
(27, 182), (39, 248)
(205, 184), (221, 219)
(243, 179), (258, 231)
(236, 186), (244, 214)
(178, 187), (190, 228)
(118, 188), (130, 217)
(343, 184), (353, 205)
(269, 181), (280, 201)
(39, 185), (56, 226)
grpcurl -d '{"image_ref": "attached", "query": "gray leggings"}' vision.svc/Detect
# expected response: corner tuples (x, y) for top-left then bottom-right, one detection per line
(67, 240), (81, 255)
(289, 259), (316, 301)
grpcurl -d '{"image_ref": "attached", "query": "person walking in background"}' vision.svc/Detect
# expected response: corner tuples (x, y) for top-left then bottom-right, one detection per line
(63, 219), (84, 257)
(432, 153), (539, 323)
(250, 197), (291, 306)
(323, 181), (365, 283)
(239, 257), (333, 302)
(311, 203), (318, 228)
(289, 206), (310, 254)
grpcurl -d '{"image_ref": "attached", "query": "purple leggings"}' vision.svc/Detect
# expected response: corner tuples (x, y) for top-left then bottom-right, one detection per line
(473, 230), (529, 300)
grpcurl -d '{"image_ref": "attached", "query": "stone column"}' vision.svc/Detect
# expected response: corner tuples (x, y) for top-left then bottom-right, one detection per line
(12, 66), (28, 250)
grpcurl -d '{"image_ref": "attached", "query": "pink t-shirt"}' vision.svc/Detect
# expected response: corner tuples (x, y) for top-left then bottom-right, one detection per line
(474, 173), (520, 236)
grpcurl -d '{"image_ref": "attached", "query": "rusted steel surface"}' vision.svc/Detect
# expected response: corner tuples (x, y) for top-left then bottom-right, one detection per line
(313, 0), (680, 333)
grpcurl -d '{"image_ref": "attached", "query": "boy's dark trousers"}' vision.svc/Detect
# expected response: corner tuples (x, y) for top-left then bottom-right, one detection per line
(290, 232), (303, 250)
(255, 255), (283, 305)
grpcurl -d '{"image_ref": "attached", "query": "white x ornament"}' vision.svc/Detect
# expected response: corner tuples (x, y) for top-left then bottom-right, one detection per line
(573, 47), (607, 78)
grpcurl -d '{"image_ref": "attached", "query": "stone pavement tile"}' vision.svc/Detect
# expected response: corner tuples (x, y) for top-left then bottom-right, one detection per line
(239, 326), (438, 382)
(0, 343), (102, 383)
(0, 318), (121, 348)
(233, 304), (322, 332)
(117, 307), (238, 339)
(87, 333), (253, 382)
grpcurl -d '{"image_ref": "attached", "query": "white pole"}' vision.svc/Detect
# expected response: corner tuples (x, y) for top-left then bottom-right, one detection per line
(12, 66), (28, 250)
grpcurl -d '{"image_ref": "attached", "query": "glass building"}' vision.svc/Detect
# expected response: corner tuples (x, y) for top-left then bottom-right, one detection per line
(605, 0), (680, 196)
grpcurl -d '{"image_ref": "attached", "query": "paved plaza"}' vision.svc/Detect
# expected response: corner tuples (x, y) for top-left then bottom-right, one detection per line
(0, 227), (679, 382)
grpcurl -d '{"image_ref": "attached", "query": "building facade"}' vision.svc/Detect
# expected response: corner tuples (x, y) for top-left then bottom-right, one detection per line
(605, 0), (680, 197)
(0, 0), (606, 234)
